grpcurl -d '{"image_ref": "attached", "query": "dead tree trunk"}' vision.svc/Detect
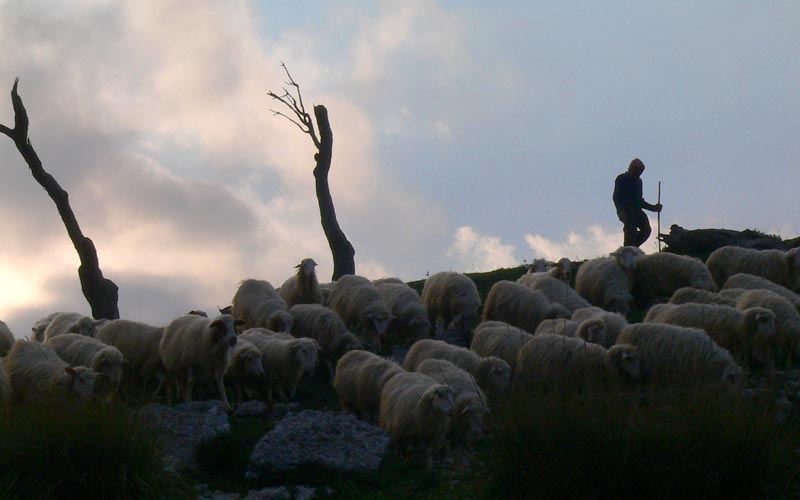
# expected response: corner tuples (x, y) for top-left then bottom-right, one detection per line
(268, 64), (355, 280)
(0, 79), (119, 319)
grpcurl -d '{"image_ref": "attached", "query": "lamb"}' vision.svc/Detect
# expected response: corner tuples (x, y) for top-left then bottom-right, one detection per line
(527, 257), (573, 283)
(571, 306), (629, 346)
(0, 320), (14, 356)
(534, 317), (609, 347)
(403, 338), (511, 398)
(328, 275), (392, 352)
(735, 289), (800, 368)
(470, 320), (533, 373)
(574, 246), (643, 316)
(517, 274), (591, 313)
(231, 279), (293, 333)
(644, 302), (776, 375)
(0, 357), (10, 405)
(415, 358), (488, 448)
(333, 349), (405, 421)
(43, 312), (104, 342)
(95, 319), (166, 401)
(279, 258), (324, 307)
(5, 340), (95, 404)
(223, 337), (265, 403)
(288, 303), (364, 378)
(706, 246), (800, 291)
(159, 313), (241, 411)
(669, 287), (737, 307)
(615, 323), (743, 390)
(46, 333), (125, 400)
(245, 330), (319, 403)
(375, 281), (431, 348)
(723, 273), (800, 310)
(421, 272), (481, 336)
(482, 280), (567, 333)
(633, 252), (717, 306)
(379, 371), (455, 468)
(514, 334), (641, 394)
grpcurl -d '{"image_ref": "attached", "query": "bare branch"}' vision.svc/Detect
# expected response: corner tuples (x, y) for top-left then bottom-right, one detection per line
(269, 109), (310, 134)
(268, 63), (320, 149)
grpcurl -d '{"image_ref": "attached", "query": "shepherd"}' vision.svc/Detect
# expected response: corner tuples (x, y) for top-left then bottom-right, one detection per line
(613, 158), (663, 247)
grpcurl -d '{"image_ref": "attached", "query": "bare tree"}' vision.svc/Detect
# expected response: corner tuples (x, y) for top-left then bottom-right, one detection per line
(0, 79), (119, 319)
(268, 64), (355, 280)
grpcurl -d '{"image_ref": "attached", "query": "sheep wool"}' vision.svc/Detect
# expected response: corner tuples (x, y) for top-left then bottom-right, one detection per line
(706, 246), (800, 291)
(735, 289), (800, 368)
(260, 334), (319, 403)
(333, 349), (405, 421)
(223, 337), (266, 403)
(43, 312), (104, 342)
(288, 304), (364, 378)
(470, 321), (532, 373)
(571, 307), (629, 346)
(574, 246), (642, 316)
(633, 252), (717, 306)
(0, 320), (14, 356)
(375, 282), (431, 348)
(534, 317), (609, 347)
(669, 287), (737, 307)
(95, 319), (165, 400)
(30, 312), (62, 343)
(46, 333), (124, 400)
(328, 275), (392, 352)
(0, 357), (10, 405)
(723, 273), (800, 310)
(517, 274), (590, 313)
(5, 340), (95, 404)
(421, 272), (481, 336)
(279, 258), (324, 308)
(231, 279), (293, 333)
(482, 280), (565, 334)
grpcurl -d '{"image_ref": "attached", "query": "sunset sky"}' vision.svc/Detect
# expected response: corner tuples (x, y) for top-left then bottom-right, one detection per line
(1, 1), (798, 337)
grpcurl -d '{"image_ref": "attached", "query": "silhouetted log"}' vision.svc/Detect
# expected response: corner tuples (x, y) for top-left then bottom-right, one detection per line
(660, 224), (794, 261)
(0, 79), (119, 319)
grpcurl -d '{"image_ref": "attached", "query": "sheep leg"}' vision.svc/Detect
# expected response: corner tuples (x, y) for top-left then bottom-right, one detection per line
(289, 382), (298, 401)
(184, 366), (194, 402)
(215, 366), (232, 411)
(276, 387), (288, 402)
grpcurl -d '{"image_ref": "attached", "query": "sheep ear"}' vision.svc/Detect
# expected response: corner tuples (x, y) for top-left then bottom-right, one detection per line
(65, 366), (76, 376)
(294, 263), (301, 268)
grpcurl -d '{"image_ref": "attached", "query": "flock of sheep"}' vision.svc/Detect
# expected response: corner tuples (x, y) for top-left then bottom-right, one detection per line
(0, 246), (799, 467)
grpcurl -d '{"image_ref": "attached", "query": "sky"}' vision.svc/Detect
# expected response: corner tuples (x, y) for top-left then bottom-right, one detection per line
(1, 0), (798, 337)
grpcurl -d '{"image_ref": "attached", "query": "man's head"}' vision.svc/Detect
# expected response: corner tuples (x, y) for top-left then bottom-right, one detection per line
(628, 158), (645, 177)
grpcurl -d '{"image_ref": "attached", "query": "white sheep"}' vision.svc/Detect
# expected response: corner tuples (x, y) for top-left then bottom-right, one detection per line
(403, 338), (511, 399)
(633, 252), (717, 306)
(159, 313), (242, 411)
(534, 317), (609, 347)
(45, 333), (124, 400)
(571, 306), (629, 346)
(470, 320), (533, 373)
(706, 246), (800, 290)
(30, 311), (62, 342)
(415, 358), (488, 448)
(735, 289), (800, 368)
(644, 302), (776, 375)
(517, 274), (590, 313)
(0, 320), (14, 356)
(375, 281), (431, 348)
(372, 277), (407, 286)
(279, 257), (324, 307)
(526, 257), (573, 283)
(482, 280), (567, 333)
(574, 246), (643, 316)
(514, 334), (641, 394)
(222, 337), (266, 403)
(333, 349), (405, 421)
(250, 330), (319, 403)
(669, 287), (737, 307)
(95, 319), (165, 401)
(723, 273), (800, 310)
(421, 272), (481, 336)
(379, 371), (455, 468)
(319, 282), (335, 307)
(0, 357), (10, 405)
(42, 312), (104, 342)
(615, 323), (743, 390)
(5, 340), (95, 404)
(288, 303), (364, 378)
(328, 275), (393, 352)
(231, 279), (293, 333)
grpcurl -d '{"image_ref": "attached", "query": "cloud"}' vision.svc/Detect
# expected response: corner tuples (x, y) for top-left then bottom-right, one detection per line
(523, 219), (660, 261)
(446, 226), (519, 272)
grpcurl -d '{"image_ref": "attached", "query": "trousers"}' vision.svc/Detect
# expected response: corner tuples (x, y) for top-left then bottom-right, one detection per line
(617, 208), (651, 247)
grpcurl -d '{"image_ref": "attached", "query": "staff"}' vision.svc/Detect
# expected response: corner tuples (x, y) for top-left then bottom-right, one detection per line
(657, 181), (662, 252)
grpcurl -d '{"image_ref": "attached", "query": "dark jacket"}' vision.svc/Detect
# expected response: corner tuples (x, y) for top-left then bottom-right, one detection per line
(613, 172), (657, 212)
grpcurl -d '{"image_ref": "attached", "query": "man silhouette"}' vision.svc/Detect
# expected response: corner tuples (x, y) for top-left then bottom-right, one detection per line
(613, 158), (662, 247)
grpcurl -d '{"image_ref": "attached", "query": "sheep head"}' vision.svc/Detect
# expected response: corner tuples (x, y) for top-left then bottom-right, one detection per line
(477, 356), (511, 396)
(607, 344), (641, 386)
(291, 338), (320, 376)
(210, 315), (240, 347)
(236, 342), (265, 377)
(423, 384), (455, 418)
(579, 318), (608, 347)
(269, 310), (294, 333)
(66, 365), (95, 401)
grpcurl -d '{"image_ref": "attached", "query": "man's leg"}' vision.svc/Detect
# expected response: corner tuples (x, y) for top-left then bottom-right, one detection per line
(619, 210), (639, 247)
(632, 209), (651, 247)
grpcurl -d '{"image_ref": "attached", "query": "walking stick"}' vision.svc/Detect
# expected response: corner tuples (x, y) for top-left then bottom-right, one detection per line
(657, 181), (662, 252)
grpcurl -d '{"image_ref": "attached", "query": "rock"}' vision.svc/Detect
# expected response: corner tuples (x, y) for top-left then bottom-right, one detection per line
(235, 400), (269, 417)
(294, 485), (316, 500)
(198, 491), (240, 500)
(242, 487), (291, 500)
(247, 410), (390, 476)
(135, 401), (230, 471)
(774, 397), (794, 425)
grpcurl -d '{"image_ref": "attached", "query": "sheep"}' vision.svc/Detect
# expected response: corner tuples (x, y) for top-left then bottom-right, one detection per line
(46, 333), (124, 400)
(632, 252), (717, 306)
(42, 312), (104, 342)
(245, 329), (319, 403)
(279, 257), (324, 308)
(735, 289), (800, 368)
(221, 337), (265, 403)
(31, 312), (62, 342)
(415, 358), (488, 449)
(375, 281), (431, 348)
(517, 274), (591, 314)
(470, 320), (533, 373)
(669, 287), (737, 307)
(574, 246), (643, 317)
(95, 319), (166, 401)
(0, 320), (14, 356)
(706, 246), (800, 291)
(288, 303), (364, 378)
(231, 279), (293, 333)
(421, 271), (481, 337)
(159, 313), (242, 411)
(534, 317), (609, 347)
(0, 357), (10, 405)
(723, 273), (800, 310)
(5, 340), (95, 404)
(571, 306), (629, 346)
(379, 371), (455, 468)
(333, 349), (405, 421)
(319, 282), (335, 307)
(615, 323), (743, 390)
(328, 275), (393, 351)
(482, 280), (567, 333)
(372, 277), (406, 286)
(403, 338), (511, 398)
(514, 334), (641, 394)
(644, 302), (776, 375)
